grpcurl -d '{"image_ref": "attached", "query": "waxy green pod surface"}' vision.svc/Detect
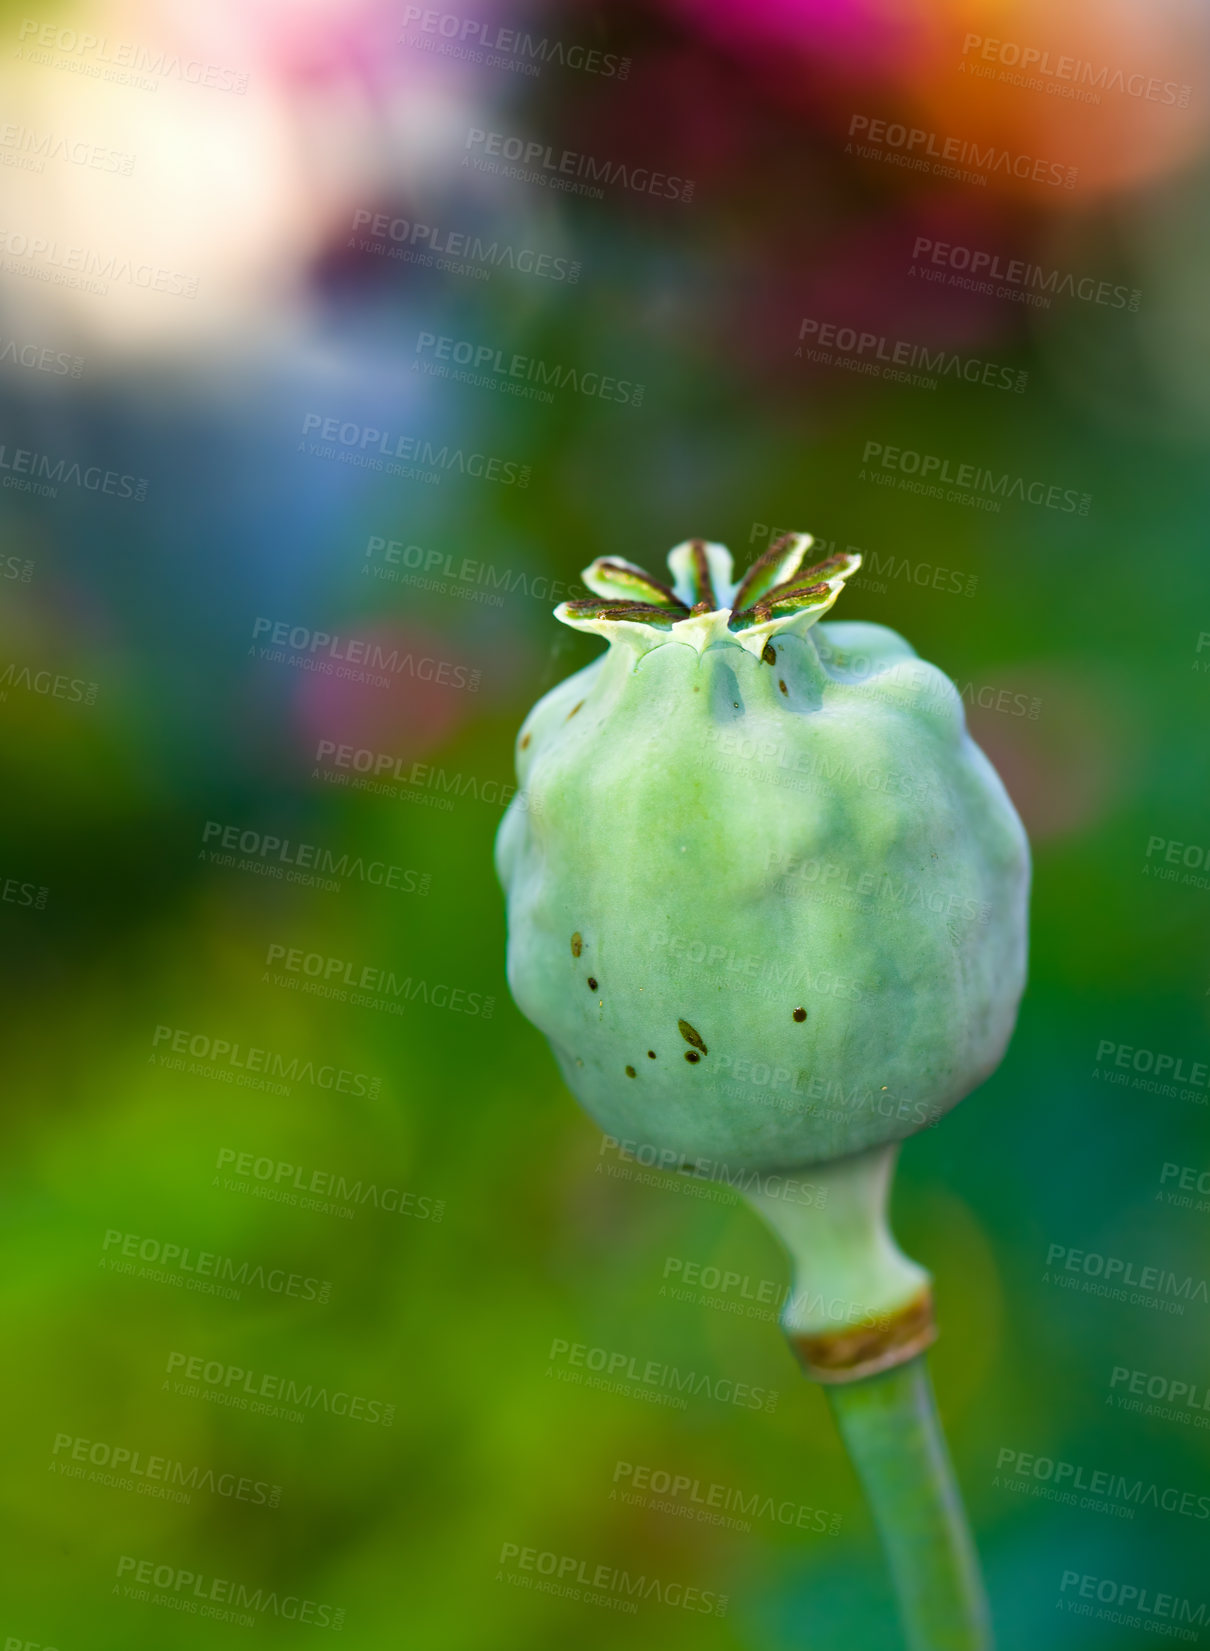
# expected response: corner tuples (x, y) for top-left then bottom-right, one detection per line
(495, 536), (1029, 1173)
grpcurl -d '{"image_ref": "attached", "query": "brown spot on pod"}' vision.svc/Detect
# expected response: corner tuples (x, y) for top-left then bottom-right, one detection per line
(625, 1065), (636, 1078)
(647, 1050), (656, 1059)
(761, 642), (777, 666)
(793, 1007), (807, 1022)
(520, 732), (531, 749)
(684, 1050), (701, 1064)
(571, 932), (582, 957)
(587, 976), (598, 991)
(677, 1019), (707, 1055)
(567, 700), (584, 720)
(778, 679), (788, 696)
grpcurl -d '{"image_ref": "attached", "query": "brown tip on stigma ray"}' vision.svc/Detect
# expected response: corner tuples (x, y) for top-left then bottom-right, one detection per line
(689, 539), (717, 610)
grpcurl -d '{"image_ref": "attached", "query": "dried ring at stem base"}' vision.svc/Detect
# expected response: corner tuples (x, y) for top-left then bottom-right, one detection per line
(787, 1288), (937, 1384)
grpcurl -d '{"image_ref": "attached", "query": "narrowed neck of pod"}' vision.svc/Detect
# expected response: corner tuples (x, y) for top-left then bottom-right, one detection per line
(741, 1141), (935, 1383)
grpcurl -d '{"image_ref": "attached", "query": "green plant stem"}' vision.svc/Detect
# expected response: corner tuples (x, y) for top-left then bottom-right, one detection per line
(826, 1354), (993, 1651)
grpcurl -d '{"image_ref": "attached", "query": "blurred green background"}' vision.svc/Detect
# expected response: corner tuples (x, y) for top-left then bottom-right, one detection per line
(2, 0), (1209, 1645)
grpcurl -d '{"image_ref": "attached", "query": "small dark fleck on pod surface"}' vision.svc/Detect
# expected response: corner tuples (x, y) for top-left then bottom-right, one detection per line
(571, 932), (582, 957)
(778, 679), (788, 696)
(625, 1065), (636, 1078)
(647, 1050), (656, 1059)
(793, 1006), (807, 1022)
(762, 642), (777, 666)
(677, 1019), (707, 1054)
(587, 976), (598, 991)
(520, 732), (531, 749)
(684, 1050), (701, 1064)
(567, 700), (585, 720)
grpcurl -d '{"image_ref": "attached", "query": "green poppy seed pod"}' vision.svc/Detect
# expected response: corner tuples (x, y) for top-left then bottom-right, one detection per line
(496, 534), (1029, 1378)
